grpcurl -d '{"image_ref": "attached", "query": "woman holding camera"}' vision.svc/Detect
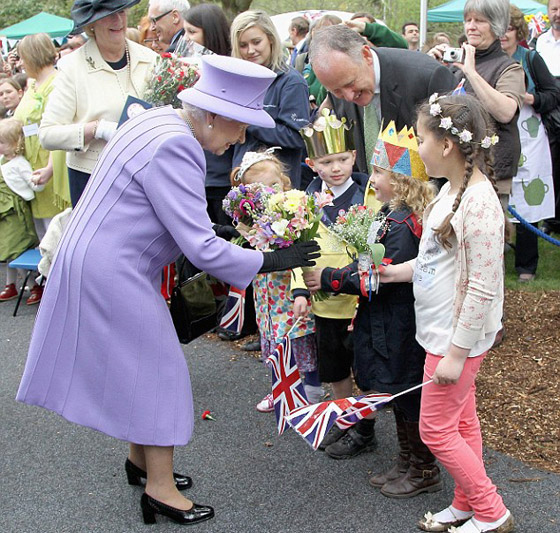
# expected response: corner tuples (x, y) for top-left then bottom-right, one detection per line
(428, 0), (525, 203)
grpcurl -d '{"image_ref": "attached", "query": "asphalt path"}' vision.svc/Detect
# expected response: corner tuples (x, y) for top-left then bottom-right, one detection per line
(1, 266), (558, 532)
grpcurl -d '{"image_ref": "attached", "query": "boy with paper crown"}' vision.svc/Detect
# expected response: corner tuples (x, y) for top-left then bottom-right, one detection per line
(303, 121), (442, 498)
(292, 109), (374, 454)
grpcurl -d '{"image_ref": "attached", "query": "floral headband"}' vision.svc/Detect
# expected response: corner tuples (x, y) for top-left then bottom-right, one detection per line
(428, 94), (499, 149)
(235, 146), (281, 182)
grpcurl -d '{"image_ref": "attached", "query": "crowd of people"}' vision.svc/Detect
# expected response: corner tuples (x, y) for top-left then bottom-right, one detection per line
(2, 0), (560, 530)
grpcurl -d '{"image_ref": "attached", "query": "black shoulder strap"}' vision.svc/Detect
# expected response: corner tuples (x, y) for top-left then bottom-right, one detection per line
(525, 50), (538, 90)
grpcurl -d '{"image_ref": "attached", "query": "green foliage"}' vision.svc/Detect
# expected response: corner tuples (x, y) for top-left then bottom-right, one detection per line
(0, 1), (43, 29)
(129, 0), (150, 28)
(0, 0), (73, 29)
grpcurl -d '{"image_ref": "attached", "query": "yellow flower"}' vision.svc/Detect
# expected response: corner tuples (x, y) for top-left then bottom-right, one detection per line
(283, 190), (306, 214)
(268, 192), (283, 208)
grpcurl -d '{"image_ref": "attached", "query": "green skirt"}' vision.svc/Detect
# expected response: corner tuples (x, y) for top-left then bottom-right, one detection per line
(0, 178), (39, 262)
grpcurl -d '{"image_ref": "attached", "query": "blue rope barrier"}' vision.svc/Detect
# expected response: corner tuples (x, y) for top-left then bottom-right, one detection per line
(507, 205), (560, 247)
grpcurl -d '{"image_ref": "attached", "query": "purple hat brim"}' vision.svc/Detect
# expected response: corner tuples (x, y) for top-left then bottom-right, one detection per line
(178, 87), (275, 129)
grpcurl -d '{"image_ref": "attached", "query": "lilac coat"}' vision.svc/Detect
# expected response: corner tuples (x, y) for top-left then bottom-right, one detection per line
(16, 107), (263, 446)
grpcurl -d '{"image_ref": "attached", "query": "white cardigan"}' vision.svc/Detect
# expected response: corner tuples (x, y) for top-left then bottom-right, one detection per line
(39, 39), (157, 174)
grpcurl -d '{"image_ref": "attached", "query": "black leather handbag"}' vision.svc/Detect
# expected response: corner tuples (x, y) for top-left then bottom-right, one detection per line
(169, 256), (222, 344)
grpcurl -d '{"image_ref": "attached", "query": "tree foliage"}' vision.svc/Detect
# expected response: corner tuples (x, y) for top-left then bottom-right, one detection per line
(0, 0), (73, 29)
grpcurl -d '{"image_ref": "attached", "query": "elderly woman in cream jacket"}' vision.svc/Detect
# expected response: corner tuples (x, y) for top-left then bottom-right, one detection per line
(39, 0), (157, 206)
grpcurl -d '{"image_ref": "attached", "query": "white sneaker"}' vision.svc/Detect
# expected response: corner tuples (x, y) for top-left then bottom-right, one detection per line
(304, 384), (325, 404)
(256, 393), (274, 413)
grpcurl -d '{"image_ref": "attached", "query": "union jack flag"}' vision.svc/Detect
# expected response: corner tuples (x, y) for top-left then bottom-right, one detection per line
(528, 12), (547, 41)
(287, 381), (432, 450)
(218, 286), (245, 334)
(267, 336), (309, 435)
(452, 78), (466, 96)
(286, 397), (362, 450)
(335, 392), (392, 430)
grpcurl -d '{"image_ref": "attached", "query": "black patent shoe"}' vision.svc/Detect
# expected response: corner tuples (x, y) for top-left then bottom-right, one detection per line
(141, 493), (214, 525)
(125, 459), (193, 491)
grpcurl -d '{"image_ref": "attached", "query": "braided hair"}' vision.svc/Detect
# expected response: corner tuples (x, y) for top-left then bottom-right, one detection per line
(417, 94), (500, 250)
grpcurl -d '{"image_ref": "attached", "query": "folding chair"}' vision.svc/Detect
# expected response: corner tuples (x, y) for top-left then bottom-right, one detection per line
(8, 249), (43, 317)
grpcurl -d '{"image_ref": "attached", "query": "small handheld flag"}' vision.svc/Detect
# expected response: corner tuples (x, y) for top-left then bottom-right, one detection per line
(267, 334), (309, 435)
(219, 286), (245, 334)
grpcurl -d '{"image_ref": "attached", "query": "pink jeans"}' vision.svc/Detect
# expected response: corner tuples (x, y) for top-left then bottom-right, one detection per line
(419, 352), (507, 522)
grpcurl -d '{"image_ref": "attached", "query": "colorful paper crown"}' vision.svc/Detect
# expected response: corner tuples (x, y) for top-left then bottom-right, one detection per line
(300, 108), (355, 159)
(371, 121), (428, 181)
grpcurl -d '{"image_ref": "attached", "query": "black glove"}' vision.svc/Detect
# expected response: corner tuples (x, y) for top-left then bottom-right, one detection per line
(258, 240), (321, 273)
(213, 224), (240, 241)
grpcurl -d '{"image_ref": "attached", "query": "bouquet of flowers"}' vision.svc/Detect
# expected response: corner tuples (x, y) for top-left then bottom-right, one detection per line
(245, 189), (332, 251)
(143, 52), (199, 108)
(329, 205), (387, 274)
(222, 183), (280, 244)
(245, 189), (333, 301)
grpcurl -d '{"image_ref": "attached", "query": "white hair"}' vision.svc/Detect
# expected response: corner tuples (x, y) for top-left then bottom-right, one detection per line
(149, 0), (191, 20)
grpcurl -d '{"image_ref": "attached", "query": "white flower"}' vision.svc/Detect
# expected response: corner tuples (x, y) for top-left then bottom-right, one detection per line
(429, 103), (442, 117)
(423, 512), (435, 525)
(439, 117), (453, 130)
(491, 134), (499, 145)
(429, 93), (439, 104)
(481, 136), (492, 149)
(271, 219), (289, 236)
(459, 129), (473, 143)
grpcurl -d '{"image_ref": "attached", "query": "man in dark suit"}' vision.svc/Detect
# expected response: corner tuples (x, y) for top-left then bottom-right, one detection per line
(309, 25), (457, 173)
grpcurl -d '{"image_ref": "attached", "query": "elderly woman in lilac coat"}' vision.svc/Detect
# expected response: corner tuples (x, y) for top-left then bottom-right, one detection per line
(16, 55), (319, 526)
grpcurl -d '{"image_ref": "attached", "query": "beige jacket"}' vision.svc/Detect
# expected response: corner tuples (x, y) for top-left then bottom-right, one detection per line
(39, 39), (156, 174)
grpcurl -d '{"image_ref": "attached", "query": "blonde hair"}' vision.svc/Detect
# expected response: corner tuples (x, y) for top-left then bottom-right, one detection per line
(231, 11), (287, 73)
(17, 34), (57, 74)
(388, 173), (435, 219)
(230, 157), (291, 191)
(126, 28), (141, 43)
(0, 118), (25, 156)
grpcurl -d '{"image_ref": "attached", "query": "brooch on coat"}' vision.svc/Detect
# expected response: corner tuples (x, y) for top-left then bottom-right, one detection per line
(86, 56), (96, 69)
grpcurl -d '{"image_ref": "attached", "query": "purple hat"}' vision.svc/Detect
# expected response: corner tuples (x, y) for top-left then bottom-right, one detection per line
(178, 55), (276, 129)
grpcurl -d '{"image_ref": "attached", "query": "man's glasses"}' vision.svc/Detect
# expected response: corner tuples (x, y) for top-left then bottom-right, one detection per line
(149, 10), (172, 25)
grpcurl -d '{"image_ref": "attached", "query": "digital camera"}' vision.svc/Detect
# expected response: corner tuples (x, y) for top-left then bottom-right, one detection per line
(442, 47), (465, 64)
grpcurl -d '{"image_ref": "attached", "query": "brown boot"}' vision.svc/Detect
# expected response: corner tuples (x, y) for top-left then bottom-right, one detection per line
(380, 420), (442, 499)
(369, 407), (409, 488)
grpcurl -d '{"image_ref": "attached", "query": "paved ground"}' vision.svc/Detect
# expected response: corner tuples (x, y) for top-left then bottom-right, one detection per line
(1, 266), (558, 532)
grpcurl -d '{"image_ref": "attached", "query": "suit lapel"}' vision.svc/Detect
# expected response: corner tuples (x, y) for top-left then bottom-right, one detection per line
(377, 52), (402, 126)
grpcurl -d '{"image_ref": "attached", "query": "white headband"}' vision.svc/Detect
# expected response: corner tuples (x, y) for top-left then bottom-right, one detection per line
(235, 146), (282, 182)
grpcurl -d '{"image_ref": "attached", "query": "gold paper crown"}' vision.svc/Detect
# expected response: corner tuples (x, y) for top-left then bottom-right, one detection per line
(371, 121), (428, 181)
(300, 108), (355, 159)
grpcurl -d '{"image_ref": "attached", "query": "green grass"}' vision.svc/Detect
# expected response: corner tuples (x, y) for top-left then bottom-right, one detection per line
(505, 230), (560, 291)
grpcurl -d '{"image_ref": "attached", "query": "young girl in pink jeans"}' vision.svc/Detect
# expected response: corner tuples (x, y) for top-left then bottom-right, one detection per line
(380, 94), (513, 533)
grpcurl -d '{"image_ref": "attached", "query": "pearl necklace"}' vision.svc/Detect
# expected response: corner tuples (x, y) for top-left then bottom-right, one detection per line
(113, 44), (131, 95)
